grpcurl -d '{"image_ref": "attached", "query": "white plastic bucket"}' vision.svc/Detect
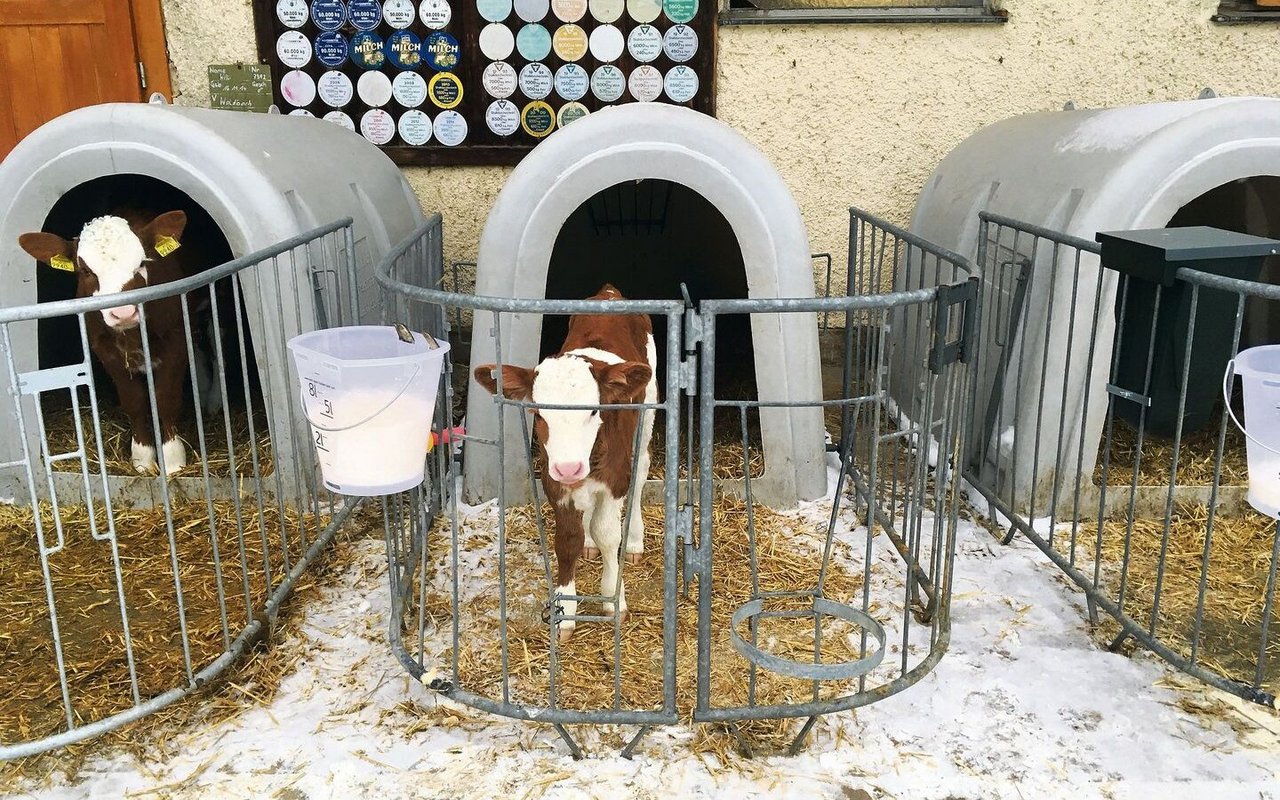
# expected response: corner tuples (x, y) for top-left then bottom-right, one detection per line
(1225, 345), (1280, 519)
(287, 326), (450, 496)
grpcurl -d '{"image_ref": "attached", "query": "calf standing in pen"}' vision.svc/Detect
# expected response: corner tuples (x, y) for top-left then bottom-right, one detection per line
(19, 210), (221, 476)
(475, 284), (657, 641)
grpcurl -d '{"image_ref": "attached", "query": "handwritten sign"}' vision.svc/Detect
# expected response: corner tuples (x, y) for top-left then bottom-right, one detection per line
(208, 64), (274, 113)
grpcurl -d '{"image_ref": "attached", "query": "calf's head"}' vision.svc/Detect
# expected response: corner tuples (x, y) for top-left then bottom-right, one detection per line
(475, 355), (651, 486)
(19, 211), (188, 331)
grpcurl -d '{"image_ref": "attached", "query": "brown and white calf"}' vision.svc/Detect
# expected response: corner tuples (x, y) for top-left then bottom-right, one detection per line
(19, 209), (220, 476)
(475, 284), (657, 641)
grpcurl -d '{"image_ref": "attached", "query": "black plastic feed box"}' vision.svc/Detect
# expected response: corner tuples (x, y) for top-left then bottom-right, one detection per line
(1097, 226), (1280, 439)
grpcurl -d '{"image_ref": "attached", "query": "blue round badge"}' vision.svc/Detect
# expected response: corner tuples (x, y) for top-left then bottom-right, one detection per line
(349, 0), (382, 30)
(314, 31), (348, 68)
(311, 0), (348, 30)
(386, 30), (423, 70)
(423, 31), (461, 72)
(350, 32), (387, 69)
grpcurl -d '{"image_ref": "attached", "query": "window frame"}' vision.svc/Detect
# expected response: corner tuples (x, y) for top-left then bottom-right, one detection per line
(719, 0), (1008, 26)
(1214, 1), (1280, 23)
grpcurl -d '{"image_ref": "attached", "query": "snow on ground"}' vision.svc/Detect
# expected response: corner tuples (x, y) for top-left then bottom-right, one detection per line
(8, 496), (1280, 799)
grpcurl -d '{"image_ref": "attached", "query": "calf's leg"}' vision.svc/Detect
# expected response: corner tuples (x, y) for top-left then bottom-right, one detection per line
(591, 492), (627, 621)
(108, 363), (159, 474)
(153, 355), (189, 476)
(552, 503), (586, 642)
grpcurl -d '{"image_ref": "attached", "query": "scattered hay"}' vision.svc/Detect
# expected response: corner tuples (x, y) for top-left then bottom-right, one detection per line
(419, 498), (896, 754)
(1095, 418), (1248, 488)
(1080, 505), (1279, 698)
(0, 504), (378, 788)
(0, 496), (326, 754)
(39, 394), (274, 479)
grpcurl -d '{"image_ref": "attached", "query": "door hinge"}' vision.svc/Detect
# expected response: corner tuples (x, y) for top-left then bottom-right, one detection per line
(138, 62), (147, 90)
(929, 277), (980, 373)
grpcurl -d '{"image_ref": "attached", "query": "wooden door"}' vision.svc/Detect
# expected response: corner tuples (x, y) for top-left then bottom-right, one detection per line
(0, 0), (170, 160)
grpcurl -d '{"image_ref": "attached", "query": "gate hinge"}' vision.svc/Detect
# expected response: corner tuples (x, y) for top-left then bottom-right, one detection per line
(678, 358), (697, 394)
(684, 308), (703, 348)
(138, 61), (147, 90)
(677, 505), (706, 595)
(929, 277), (980, 373)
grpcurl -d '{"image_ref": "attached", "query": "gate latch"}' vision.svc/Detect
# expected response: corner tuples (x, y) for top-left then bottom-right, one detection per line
(929, 277), (979, 373)
(677, 505), (707, 595)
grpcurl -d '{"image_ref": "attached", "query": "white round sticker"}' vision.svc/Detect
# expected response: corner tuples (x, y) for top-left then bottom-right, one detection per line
(398, 109), (433, 144)
(552, 0), (588, 22)
(554, 63), (588, 101)
(482, 61), (518, 99)
(628, 65), (662, 102)
(318, 70), (354, 107)
(518, 62), (553, 100)
(626, 0), (661, 23)
(276, 31), (312, 68)
(664, 64), (698, 102)
(360, 109), (396, 144)
(663, 24), (697, 62)
(591, 64), (625, 102)
(434, 110), (468, 145)
(514, 0), (550, 21)
(276, 0), (309, 27)
(588, 24), (624, 62)
(486, 99), (521, 136)
(324, 110), (356, 131)
(357, 70), (394, 107)
(627, 24), (661, 62)
(477, 0), (513, 21)
(281, 69), (317, 106)
(419, 0), (452, 29)
(589, 0), (624, 22)
(288, 108), (314, 117)
(383, 0), (417, 26)
(393, 70), (428, 107)
(479, 23), (516, 60)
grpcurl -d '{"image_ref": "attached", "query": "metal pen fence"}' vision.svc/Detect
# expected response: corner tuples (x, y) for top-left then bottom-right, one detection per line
(376, 211), (975, 757)
(964, 210), (1280, 708)
(0, 219), (359, 760)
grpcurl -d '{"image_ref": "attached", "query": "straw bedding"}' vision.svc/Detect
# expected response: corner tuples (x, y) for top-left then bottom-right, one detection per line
(415, 497), (925, 754)
(40, 394), (274, 479)
(1095, 417), (1249, 488)
(1079, 505), (1279, 699)
(0, 497), (320, 751)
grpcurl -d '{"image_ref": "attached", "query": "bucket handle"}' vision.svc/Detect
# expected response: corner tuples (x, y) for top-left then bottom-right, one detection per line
(1222, 359), (1280, 456)
(301, 362), (422, 434)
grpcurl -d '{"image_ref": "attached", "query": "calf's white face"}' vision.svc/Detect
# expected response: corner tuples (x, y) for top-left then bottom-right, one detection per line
(18, 210), (187, 332)
(78, 216), (150, 329)
(531, 355), (605, 485)
(474, 349), (652, 488)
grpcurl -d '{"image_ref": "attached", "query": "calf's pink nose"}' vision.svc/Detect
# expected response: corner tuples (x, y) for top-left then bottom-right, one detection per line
(106, 305), (138, 324)
(549, 461), (587, 484)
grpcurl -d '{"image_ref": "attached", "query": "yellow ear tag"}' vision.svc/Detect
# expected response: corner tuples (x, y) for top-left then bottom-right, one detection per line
(154, 236), (180, 257)
(49, 255), (76, 272)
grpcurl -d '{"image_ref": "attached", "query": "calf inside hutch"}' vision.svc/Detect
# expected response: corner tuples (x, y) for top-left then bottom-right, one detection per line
(0, 177), (355, 756)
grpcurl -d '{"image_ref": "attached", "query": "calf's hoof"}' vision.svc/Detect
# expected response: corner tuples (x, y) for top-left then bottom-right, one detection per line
(625, 552), (643, 565)
(131, 440), (157, 474)
(557, 624), (575, 644)
(161, 438), (187, 476)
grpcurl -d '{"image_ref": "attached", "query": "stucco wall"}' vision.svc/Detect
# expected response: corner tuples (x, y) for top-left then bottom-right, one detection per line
(160, 0), (1280, 274)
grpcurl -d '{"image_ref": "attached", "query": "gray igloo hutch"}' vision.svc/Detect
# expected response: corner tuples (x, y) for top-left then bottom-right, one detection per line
(899, 95), (1280, 510)
(463, 104), (827, 508)
(0, 102), (427, 501)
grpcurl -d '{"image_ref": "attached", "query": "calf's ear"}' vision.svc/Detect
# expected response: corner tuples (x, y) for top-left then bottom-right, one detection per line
(18, 232), (77, 271)
(141, 211), (188, 256)
(598, 361), (652, 403)
(474, 364), (535, 400)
